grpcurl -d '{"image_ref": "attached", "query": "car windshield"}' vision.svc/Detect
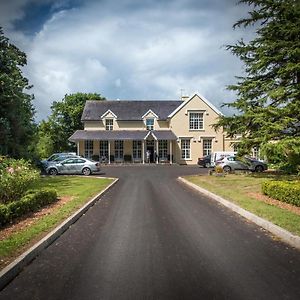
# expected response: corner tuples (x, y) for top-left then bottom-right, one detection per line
(47, 154), (59, 161)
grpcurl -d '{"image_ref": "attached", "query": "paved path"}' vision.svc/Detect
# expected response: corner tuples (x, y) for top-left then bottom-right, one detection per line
(1, 165), (300, 299)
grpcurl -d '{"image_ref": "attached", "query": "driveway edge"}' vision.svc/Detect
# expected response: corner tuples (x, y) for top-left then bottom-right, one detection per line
(0, 177), (119, 291)
(178, 177), (300, 250)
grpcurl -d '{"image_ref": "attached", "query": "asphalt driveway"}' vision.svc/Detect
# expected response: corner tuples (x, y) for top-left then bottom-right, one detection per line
(1, 165), (300, 299)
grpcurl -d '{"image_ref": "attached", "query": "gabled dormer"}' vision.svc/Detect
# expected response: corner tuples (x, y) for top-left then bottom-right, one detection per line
(142, 109), (159, 131)
(101, 110), (117, 131)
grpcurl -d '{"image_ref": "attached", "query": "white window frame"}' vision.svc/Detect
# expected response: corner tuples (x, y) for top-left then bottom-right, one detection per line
(181, 139), (191, 160)
(189, 112), (204, 131)
(203, 139), (212, 156)
(100, 140), (109, 160)
(114, 140), (124, 160)
(84, 140), (93, 159)
(158, 140), (168, 160)
(132, 140), (142, 159)
(146, 118), (154, 131)
(105, 119), (113, 131)
(252, 146), (260, 159)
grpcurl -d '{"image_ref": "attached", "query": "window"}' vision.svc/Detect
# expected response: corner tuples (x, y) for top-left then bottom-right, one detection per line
(115, 140), (124, 160)
(189, 112), (203, 130)
(133, 140), (142, 159)
(181, 139), (191, 159)
(159, 140), (168, 160)
(105, 119), (113, 131)
(84, 140), (93, 158)
(146, 118), (154, 131)
(252, 146), (260, 159)
(203, 139), (212, 156)
(233, 143), (239, 152)
(100, 141), (108, 160)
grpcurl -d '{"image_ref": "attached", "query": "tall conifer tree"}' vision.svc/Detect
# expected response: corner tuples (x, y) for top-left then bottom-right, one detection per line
(215, 0), (300, 156)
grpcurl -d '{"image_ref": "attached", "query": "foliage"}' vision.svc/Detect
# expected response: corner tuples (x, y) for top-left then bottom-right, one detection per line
(0, 28), (36, 158)
(262, 180), (300, 207)
(215, 165), (224, 174)
(261, 138), (300, 173)
(36, 93), (105, 158)
(214, 0), (300, 159)
(0, 156), (39, 204)
(0, 189), (57, 226)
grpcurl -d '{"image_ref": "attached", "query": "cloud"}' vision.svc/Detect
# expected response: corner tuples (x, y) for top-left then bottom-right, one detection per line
(1, 0), (253, 120)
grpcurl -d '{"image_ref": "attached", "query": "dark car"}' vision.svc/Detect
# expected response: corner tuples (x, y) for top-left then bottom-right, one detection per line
(40, 152), (77, 170)
(197, 154), (211, 168)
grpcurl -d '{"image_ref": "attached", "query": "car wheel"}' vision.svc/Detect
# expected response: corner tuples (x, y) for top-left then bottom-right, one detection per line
(82, 167), (91, 176)
(255, 165), (264, 172)
(205, 162), (211, 168)
(48, 168), (58, 176)
(223, 166), (231, 173)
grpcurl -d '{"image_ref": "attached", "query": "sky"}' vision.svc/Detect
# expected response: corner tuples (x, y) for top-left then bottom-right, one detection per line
(0, 0), (255, 121)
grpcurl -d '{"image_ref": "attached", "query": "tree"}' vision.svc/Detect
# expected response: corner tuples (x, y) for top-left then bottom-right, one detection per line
(37, 93), (105, 157)
(0, 28), (36, 158)
(214, 0), (300, 159)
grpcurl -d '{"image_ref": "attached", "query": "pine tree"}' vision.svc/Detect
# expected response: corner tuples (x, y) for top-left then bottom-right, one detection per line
(215, 0), (300, 156)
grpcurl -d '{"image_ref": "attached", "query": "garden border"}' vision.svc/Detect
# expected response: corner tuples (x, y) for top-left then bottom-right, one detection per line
(0, 176), (118, 291)
(178, 177), (300, 251)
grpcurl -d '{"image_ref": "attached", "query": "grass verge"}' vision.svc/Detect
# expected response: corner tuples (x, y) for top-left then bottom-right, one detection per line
(0, 176), (113, 267)
(184, 173), (300, 236)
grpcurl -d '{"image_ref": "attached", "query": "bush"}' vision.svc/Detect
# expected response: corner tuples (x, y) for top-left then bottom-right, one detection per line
(0, 156), (40, 204)
(262, 180), (300, 207)
(0, 189), (57, 226)
(261, 138), (300, 174)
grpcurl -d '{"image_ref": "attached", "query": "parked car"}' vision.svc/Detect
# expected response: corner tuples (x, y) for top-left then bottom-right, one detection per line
(216, 156), (268, 172)
(40, 153), (77, 169)
(46, 157), (100, 176)
(210, 151), (237, 167)
(197, 155), (212, 168)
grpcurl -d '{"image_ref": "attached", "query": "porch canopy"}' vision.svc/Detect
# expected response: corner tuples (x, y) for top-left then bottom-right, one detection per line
(69, 130), (177, 142)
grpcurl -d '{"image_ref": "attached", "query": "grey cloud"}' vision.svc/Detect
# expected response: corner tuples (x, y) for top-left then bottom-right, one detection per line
(2, 0), (253, 120)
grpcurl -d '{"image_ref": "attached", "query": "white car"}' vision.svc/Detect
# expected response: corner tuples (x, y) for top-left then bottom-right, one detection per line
(46, 157), (100, 176)
(216, 156), (268, 172)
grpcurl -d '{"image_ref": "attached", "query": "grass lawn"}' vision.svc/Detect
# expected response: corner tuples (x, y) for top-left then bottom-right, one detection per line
(184, 173), (300, 236)
(0, 176), (114, 268)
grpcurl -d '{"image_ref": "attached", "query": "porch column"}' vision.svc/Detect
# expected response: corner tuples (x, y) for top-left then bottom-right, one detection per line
(108, 140), (111, 164)
(77, 141), (80, 156)
(156, 140), (159, 164)
(142, 140), (145, 164)
(170, 140), (173, 164)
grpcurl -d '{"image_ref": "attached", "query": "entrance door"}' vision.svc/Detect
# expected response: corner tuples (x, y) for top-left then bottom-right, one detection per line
(146, 140), (155, 163)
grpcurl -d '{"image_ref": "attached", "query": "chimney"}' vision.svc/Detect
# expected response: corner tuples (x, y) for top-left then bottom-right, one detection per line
(181, 95), (189, 101)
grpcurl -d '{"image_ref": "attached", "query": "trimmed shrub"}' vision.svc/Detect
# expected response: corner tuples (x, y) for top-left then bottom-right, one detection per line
(0, 156), (40, 204)
(0, 189), (57, 226)
(262, 181), (300, 207)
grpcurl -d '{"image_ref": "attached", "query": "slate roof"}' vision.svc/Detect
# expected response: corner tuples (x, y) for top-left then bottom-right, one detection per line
(69, 130), (177, 141)
(81, 100), (183, 121)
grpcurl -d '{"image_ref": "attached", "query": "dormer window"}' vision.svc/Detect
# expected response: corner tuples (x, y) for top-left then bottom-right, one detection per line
(105, 119), (113, 131)
(146, 118), (154, 131)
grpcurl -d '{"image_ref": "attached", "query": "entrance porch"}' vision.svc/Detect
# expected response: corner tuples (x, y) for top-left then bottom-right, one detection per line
(69, 130), (177, 164)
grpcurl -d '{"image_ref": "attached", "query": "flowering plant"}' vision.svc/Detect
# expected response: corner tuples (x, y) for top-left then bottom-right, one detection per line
(0, 157), (39, 204)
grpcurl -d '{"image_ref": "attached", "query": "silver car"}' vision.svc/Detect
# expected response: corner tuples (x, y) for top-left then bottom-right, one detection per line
(46, 157), (100, 176)
(216, 156), (267, 172)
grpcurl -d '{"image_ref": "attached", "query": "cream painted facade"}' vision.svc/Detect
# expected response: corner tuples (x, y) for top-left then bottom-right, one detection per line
(72, 94), (235, 165)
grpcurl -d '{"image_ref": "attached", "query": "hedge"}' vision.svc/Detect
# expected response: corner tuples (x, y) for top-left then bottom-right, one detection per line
(262, 181), (300, 207)
(0, 189), (57, 226)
